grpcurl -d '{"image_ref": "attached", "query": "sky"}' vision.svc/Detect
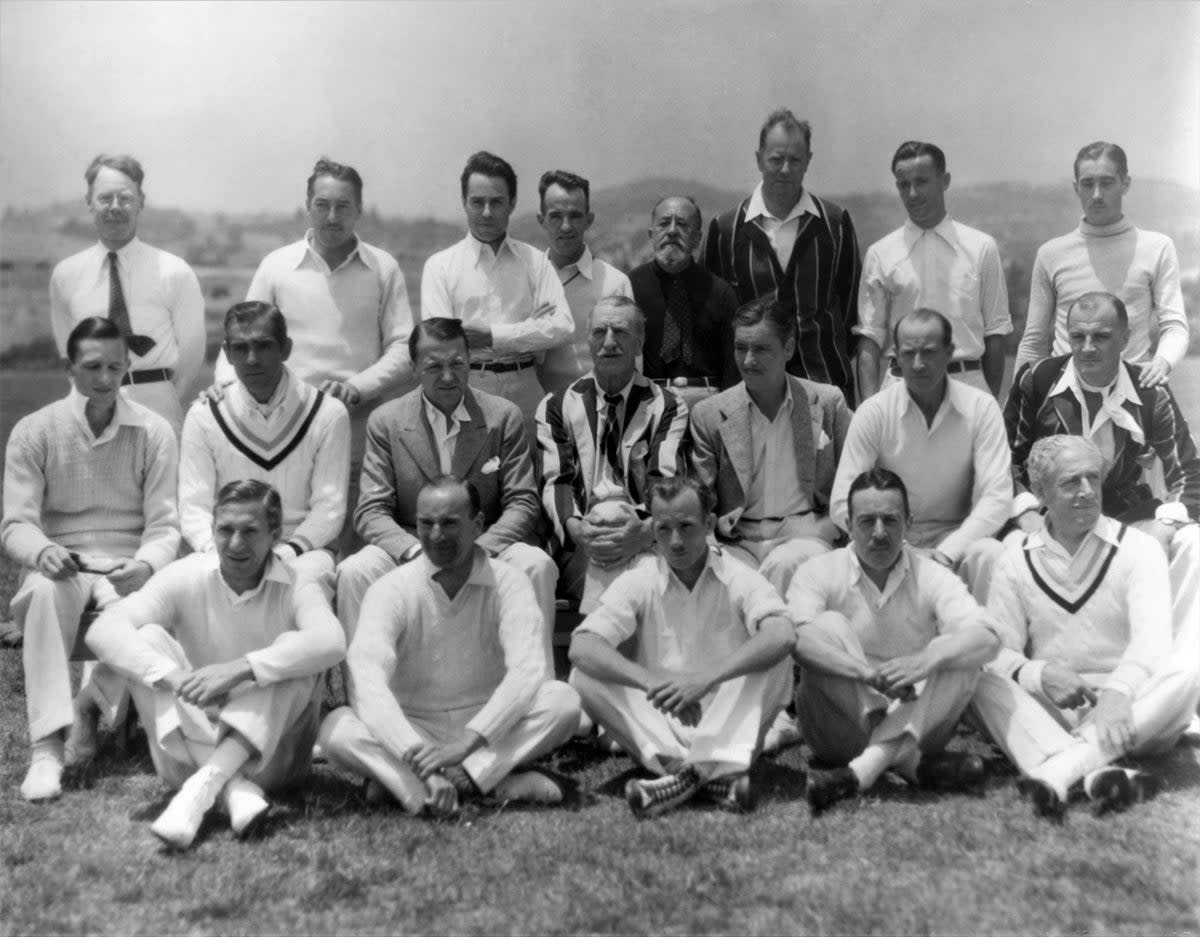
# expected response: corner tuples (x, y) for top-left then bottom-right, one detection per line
(1, 0), (1197, 220)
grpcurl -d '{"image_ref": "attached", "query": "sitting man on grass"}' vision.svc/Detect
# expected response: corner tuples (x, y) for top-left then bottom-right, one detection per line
(86, 480), (346, 849)
(972, 436), (1200, 820)
(789, 468), (1000, 815)
(2, 316), (179, 802)
(319, 476), (582, 817)
(569, 476), (795, 818)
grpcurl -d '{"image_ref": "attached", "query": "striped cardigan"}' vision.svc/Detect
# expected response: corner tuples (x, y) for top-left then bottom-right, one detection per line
(535, 374), (688, 552)
(703, 193), (862, 403)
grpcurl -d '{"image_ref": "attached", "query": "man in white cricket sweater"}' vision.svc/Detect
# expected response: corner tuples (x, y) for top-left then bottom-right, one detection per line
(2, 317), (179, 801)
(972, 436), (1200, 819)
(319, 477), (581, 817)
(180, 301), (350, 593)
(87, 480), (345, 849)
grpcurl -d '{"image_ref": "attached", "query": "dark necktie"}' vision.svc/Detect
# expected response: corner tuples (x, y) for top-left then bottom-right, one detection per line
(600, 393), (624, 479)
(660, 277), (691, 366)
(108, 252), (156, 357)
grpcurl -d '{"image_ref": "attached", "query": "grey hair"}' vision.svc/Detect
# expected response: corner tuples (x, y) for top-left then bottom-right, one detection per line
(1027, 436), (1103, 497)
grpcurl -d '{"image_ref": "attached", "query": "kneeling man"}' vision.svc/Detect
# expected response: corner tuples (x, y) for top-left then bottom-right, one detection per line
(87, 480), (346, 848)
(320, 477), (581, 816)
(569, 476), (795, 818)
(789, 468), (1000, 814)
(973, 436), (1200, 819)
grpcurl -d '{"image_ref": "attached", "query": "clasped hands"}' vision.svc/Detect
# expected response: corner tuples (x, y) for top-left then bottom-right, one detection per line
(860, 652), (934, 702)
(158, 659), (254, 709)
(642, 669), (714, 727)
(36, 545), (152, 597)
(571, 512), (652, 570)
(1041, 662), (1135, 755)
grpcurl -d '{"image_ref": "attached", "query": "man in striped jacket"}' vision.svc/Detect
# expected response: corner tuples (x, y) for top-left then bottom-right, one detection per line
(535, 295), (689, 612)
(704, 108), (862, 404)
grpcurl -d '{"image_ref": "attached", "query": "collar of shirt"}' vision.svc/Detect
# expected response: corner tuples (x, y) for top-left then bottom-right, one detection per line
(593, 374), (636, 410)
(901, 216), (961, 256)
(232, 366), (293, 419)
(653, 548), (734, 594)
(417, 545), (495, 596)
(67, 386), (142, 445)
(1026, 514), (1123, 560)
(848, 543), (914, 606)
(747, 378), (794, 423)
(1050, 358), (1145, 446)
(465, 233), (517, 269)
(90, 236), (144, 278)
(900, 375), (967, 429)
(421, 390), (471, 434)
(298, 230), (374, 274)
(746, 182), (818, 225)
(551, 245), (595, 283)
(209, 549), (293, 606)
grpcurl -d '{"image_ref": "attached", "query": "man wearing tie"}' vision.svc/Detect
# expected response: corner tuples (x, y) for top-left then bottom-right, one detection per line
(50, 154), (207, 435)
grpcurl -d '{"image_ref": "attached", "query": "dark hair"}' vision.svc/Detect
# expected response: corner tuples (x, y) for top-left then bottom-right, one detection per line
(892, 307), (953, 351)
(460, 151), (517, 201)
(758, 107), (812, 152)
(421, 475), (482, 516)
(733, 296), (797, 345)
(85, 154), (144, 194)
(890, 140), (947, 175)
(214, 479), (283, 534)
(223, 301), (288, 346)
(66, 316), (126, 362)
(1067, 291), (1129, 329)
(538, 169), (590, 211)
(646, 475), (715, 516)
(306, 157), (364, 207)
(649, 195), (702, 230)
(1073, 141), (1128, 180)
(847, 468), (910, 520)
(408, 317), (469, 364)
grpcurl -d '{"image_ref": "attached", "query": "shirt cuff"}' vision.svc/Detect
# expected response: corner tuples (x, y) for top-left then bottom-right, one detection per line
(1101, 678), (1133, 699)
(1017, 659), (1047, 696)
(1012, 492), (1040, 519)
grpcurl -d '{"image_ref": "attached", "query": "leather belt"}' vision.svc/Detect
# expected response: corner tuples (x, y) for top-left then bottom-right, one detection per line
(652, 376), (718, 389)
(122, 368), (173, 386)
(469, 358), (536, 374)
(889, 358), (981, 377)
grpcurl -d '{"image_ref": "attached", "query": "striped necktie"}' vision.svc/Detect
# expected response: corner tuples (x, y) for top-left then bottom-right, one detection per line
(108, 252), (156, 357)
(660, 276), (691, 366)
(600, 392), (624, 479)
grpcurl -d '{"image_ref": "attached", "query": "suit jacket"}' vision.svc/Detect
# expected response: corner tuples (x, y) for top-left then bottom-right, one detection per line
(703, 194), (861, 403)
(535, 373), (689, 552)
(1005, 354), (1200, 522)
(689, 376), (852, 539)
(628, 260), (739, 387)
(354, 387), (540, 560)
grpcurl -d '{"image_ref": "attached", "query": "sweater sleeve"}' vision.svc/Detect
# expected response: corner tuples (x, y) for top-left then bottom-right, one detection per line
(244, 577), (346, 684)
(1015, 247), (1055, 375)
(0, 418), (54, 568)
(86, 562), (189, 685)
(1149, 237), (1189, 368)
(289, 401), (351, 553)
(133, 419), (182, 572)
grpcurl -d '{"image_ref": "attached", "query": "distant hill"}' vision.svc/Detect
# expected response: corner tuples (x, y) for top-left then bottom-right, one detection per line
(3, 178), (1197, 359)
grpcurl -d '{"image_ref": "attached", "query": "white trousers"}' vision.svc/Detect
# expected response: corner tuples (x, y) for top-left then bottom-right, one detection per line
(570, 662), (791, 781)
(723, 514), (835, 597)
(795, 611), (979, 765)
(317, 681), (580, 811)
(467, 368), (547, 442)
(336, 542), (558, 674)
(121, 624), (321, 791)
(14, 570), (122, 743)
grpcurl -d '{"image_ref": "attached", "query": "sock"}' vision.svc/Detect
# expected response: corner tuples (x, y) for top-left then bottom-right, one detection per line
(205, 733), (254, 781)
(848, 738), (903, 791)
(1029, 740), (1107, 802)
(893, 739), (921, 782)
(32, 734), (66, 762)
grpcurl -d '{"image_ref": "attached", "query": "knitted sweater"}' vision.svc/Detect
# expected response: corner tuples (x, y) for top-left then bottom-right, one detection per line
(1, 390), (179, 570)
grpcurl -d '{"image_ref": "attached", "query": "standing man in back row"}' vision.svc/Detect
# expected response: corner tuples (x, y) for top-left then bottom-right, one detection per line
(535, 169), (633, 396)
(704, 109), (862, 404)
(51, 154), (206, 435)
(421, 151), (573, 425)
(856, 141), (1011, 400)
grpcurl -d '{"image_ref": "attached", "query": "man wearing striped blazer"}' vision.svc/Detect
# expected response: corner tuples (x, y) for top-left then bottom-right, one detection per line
(535, 296), (689, 612)
(704, 108), (862, 404)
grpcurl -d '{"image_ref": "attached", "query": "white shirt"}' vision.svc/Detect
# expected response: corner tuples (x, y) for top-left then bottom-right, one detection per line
(87, 551), (345, 687)
(831, 379), (1012, 563)
(857, 217), (1012, 362)
(1049, 358), (1145, 467)
(591, 375), (635, 499)
(347, 550), (547, 753)
(179, 367), (350, 553)
(744, 382), (811, 520)
(539, 247), (633, 394)
(745, 183), (819, 266)
(577, 550), (790, 675)
(420, 234), (573, 365)
(215, 233), (414, 402)
(421, 392), (472, 475)
(987, 516), (1172, 699)
(50, 237), (206, 396)
(788, 544), (993, 663)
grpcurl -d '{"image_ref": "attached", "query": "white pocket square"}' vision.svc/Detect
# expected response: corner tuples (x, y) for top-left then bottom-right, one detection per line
(481, 456), (500, 475)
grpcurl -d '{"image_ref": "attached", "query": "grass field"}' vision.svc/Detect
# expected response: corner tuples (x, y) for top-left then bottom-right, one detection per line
(0, 362), (1199, 934)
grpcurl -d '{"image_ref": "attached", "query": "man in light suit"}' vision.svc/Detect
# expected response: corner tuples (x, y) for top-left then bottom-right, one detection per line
(535, 295), (689, 612)
(690, 296), (852, 598)
(336, 318), (557, 671)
